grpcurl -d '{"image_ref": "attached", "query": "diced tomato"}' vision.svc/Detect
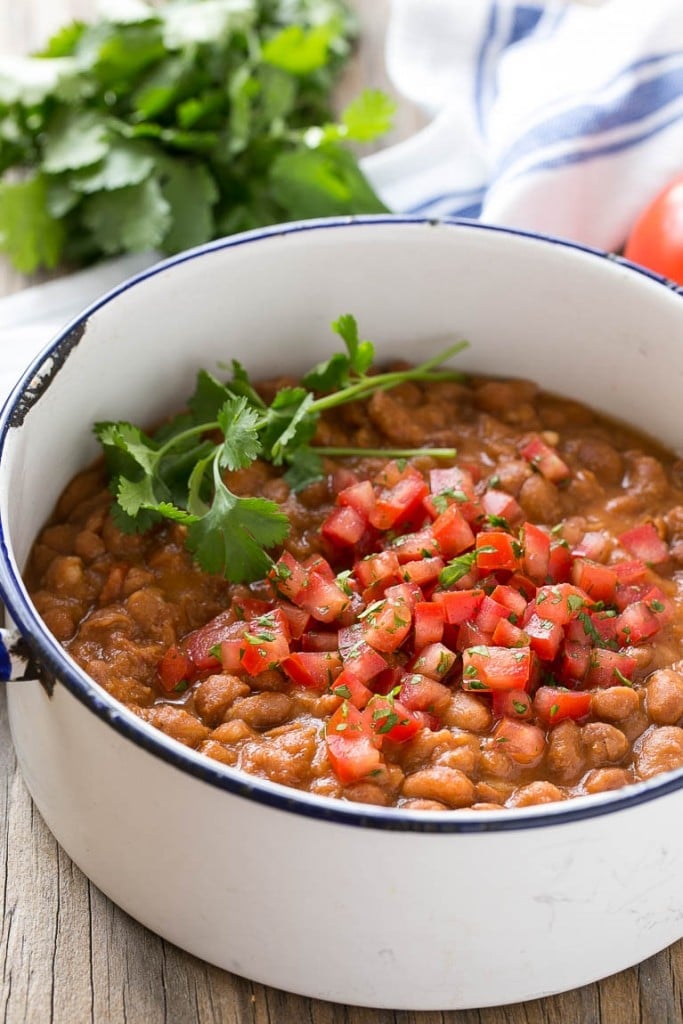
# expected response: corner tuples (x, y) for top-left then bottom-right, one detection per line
(268, 551), (308, 603)
(572, 530), (610, 562)
(233, 597), (272, 621)
(588, 611), (618, 646)
(158, 645), (193, 693)
(338, 479), (376, 518)
(434, 587), (485, 625)
(410, 642), (457, 681)
(583, 649), (638, 688)
(492, 688), (533, 720)
(557, 639), (592, 684)
(322, 505), (367, 548)
(414, 601), (445, 648)
(390, 527), (440, 563)
(618, 522), (669, 565)
(184, 611), (242, 671)
(616, 601), (661, 645)
(279, 603), (311, 640)
(614, 581), (650, 612)
(533, 687), (592, 726)
(520, 522), (551, 584)
(492, 718), (546, 765)
(282, 651), (343, 690)
(362, 593), (413, 653)
(297, 570), (350, 623)
(489, 584), (528, 619)
(524, 613), (563, 661)
(612, 559), (648, 584)
(369, 464), (429, 531)
(508, 572), (538, 601)
(643, 585), (675, 626)
(491, 617), (529, 648)
(365, 695), (422, 745)
(325, 702), (382, 784)
(455, 620), (491, 652)
(533, 583), (590, 625)
(547, 541), (573, 583)
(520, 435), (571, 483)
(482, 488), (523, 524)
(337, 624), (388, 681)
(400, 556), (445, 587)
(240, 623), (290, 676)
(300, 629), (340, 652)
(354, 550), (401, 589)
(329, 666), (373, 709)
(476, 531), (520, 572)
(571, 558), (617, 603)
(431, 504), (476, 558)
(462, 645), (532, 691)
(474, 594), (512, 634)
(425, 466), (479, 522)
(398, 672), (452, 714)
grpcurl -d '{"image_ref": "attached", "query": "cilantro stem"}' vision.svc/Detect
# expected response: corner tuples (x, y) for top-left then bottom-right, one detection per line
(308, 341), (469, 413)
(314, 446), (457, 459)
(157, 421), (219, 459)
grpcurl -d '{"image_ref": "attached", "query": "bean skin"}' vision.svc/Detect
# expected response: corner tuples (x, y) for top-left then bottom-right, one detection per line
(402, 767), (476, 808)
(581, 723), (629, 767)
(634, 726), (683, 779)
(591, 686), (640, 722)
(228, 692), (293, 730)
(646, 670), (683, 725)
(581, 768), (632, 795)
(506, 782), (565, 807)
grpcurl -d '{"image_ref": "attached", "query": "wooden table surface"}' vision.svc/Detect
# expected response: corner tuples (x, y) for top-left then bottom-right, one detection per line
(0, 3), (681, 1022)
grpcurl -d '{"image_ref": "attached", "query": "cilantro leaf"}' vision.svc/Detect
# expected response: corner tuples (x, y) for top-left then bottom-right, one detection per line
(269, 144), (389, 219)
(187, 369), (233, 423)
(186, 478), (288, 581)
(332, 314), (374, 374)
(216, 397), (263, 471)
(81, 178), (172, 254)
(42, 110), (112, 174)
(340, 90), (397, 142)
(0, 175), (64, 274)
(262, 22), (335, 75)
(283, 447), (325, 492)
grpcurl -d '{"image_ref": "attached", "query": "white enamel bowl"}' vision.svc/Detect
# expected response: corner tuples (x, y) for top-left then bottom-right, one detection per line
(1, 218), (682, 1011)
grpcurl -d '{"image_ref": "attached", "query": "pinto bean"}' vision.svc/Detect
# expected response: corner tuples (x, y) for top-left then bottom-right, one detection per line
(434, 734), (480, 775)
(136, 705), (210, 748)
(197, 739), (239, 767)
(74, 529), (106, 562)
(634, 726), (683, 779)
(442, 691), (492, 732)
(492, 459), (533, 497)
(400, 799), (449, 811)
(581, 768), (631, 795)
(401, 767), (476, 808)
(343, 783), (391, 807)
(581, 722), (629, 767)
(194, 674), (251, 727)
(518, 474), (562, 523)
(239, 723), (318, 788)
(575, 437), (623, 485)
(591, 686), (640, 722)
(228, 692), (293, 730)
(506, 782), (565, 807)
(367, 390), (425, 446)
(646, 670), (683, 725)
(546, 720), (585, 782)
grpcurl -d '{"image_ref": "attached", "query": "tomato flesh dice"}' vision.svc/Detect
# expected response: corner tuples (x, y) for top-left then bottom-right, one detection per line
(618, 523), (669, 565)
(492, 718), (546, 765)
(390, 528), (440, 563)
(398, 673), (452, 714)
(435, 588), (485, 625)
(431, 504), (475, 558)
(338, 479), (376, 518)
(616, 601), (661, 645)
(521, 522), (551, 583)
(240, 624), (290, 676)
(338, 624), (388, 681)
(583, 649), (637, 689)
(282, 651), (342, 690)
(326, 703), (381, 784)
(476, 531), (520, 572)
(410, 642), (457, 681)
(462, 645), (532, 691)
(365, 696), (422, 744)
(369, 465), (428, 531)
(414, 601), (445, 648)
(533, 686), (592, 725)
(482, 488), (523, 524)
(297, 571), (350, 623)
(533, 583), (590, 625)
(321, 505), (367, 548)
(492, 688), (533, 720)
(268, 551), (308, 603)
(355, 550), (400, 589)
(570, 558), (617, 603)
(520, 435), (570, 483)
(474, 595), (513, 634)
(362, 594), (413, 653)
(158, 645), (193, 692)
(184, 611), (242, 671)
(329, 667), (373, 709)
(524, 613), (563, 661)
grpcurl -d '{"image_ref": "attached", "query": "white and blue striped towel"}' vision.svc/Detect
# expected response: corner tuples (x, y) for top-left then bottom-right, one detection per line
(1, 0), (683, 399)
(363, 0), (683, 250)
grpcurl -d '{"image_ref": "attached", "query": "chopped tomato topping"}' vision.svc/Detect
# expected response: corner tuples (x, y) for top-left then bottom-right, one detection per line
(492, 718), (546, 765)
(462, 645), (532, 692)
(325, 703), (381, 784)
(520, 435), (571, 483)
(533, 687), (592, 726)
(158, 645), (193, 693)
(618, 523), (669, 566)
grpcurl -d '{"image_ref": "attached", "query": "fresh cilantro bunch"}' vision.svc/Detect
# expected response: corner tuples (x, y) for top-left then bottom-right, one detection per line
(95, 315), (468, 582)
(0, 0), (394, 273)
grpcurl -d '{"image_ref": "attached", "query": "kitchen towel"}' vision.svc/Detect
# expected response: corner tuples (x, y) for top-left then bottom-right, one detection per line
(2, 0), (683, 395)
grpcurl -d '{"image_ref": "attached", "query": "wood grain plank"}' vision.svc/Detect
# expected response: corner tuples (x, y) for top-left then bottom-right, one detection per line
(0, 2), (682, 1022)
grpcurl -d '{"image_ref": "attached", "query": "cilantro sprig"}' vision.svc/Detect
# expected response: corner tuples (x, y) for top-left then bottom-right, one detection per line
(0, 0), (394, 273)
(95, 316), (469, 582)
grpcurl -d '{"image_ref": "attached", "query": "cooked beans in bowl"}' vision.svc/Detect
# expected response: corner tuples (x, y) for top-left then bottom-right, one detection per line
(24, 328), (683, 811)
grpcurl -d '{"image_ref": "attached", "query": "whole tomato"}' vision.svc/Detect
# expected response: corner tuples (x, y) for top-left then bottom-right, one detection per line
(624, 174), (683, 285)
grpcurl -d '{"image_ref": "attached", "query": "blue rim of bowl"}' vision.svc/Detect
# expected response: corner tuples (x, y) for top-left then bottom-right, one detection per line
(1, 214), (682, 834)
